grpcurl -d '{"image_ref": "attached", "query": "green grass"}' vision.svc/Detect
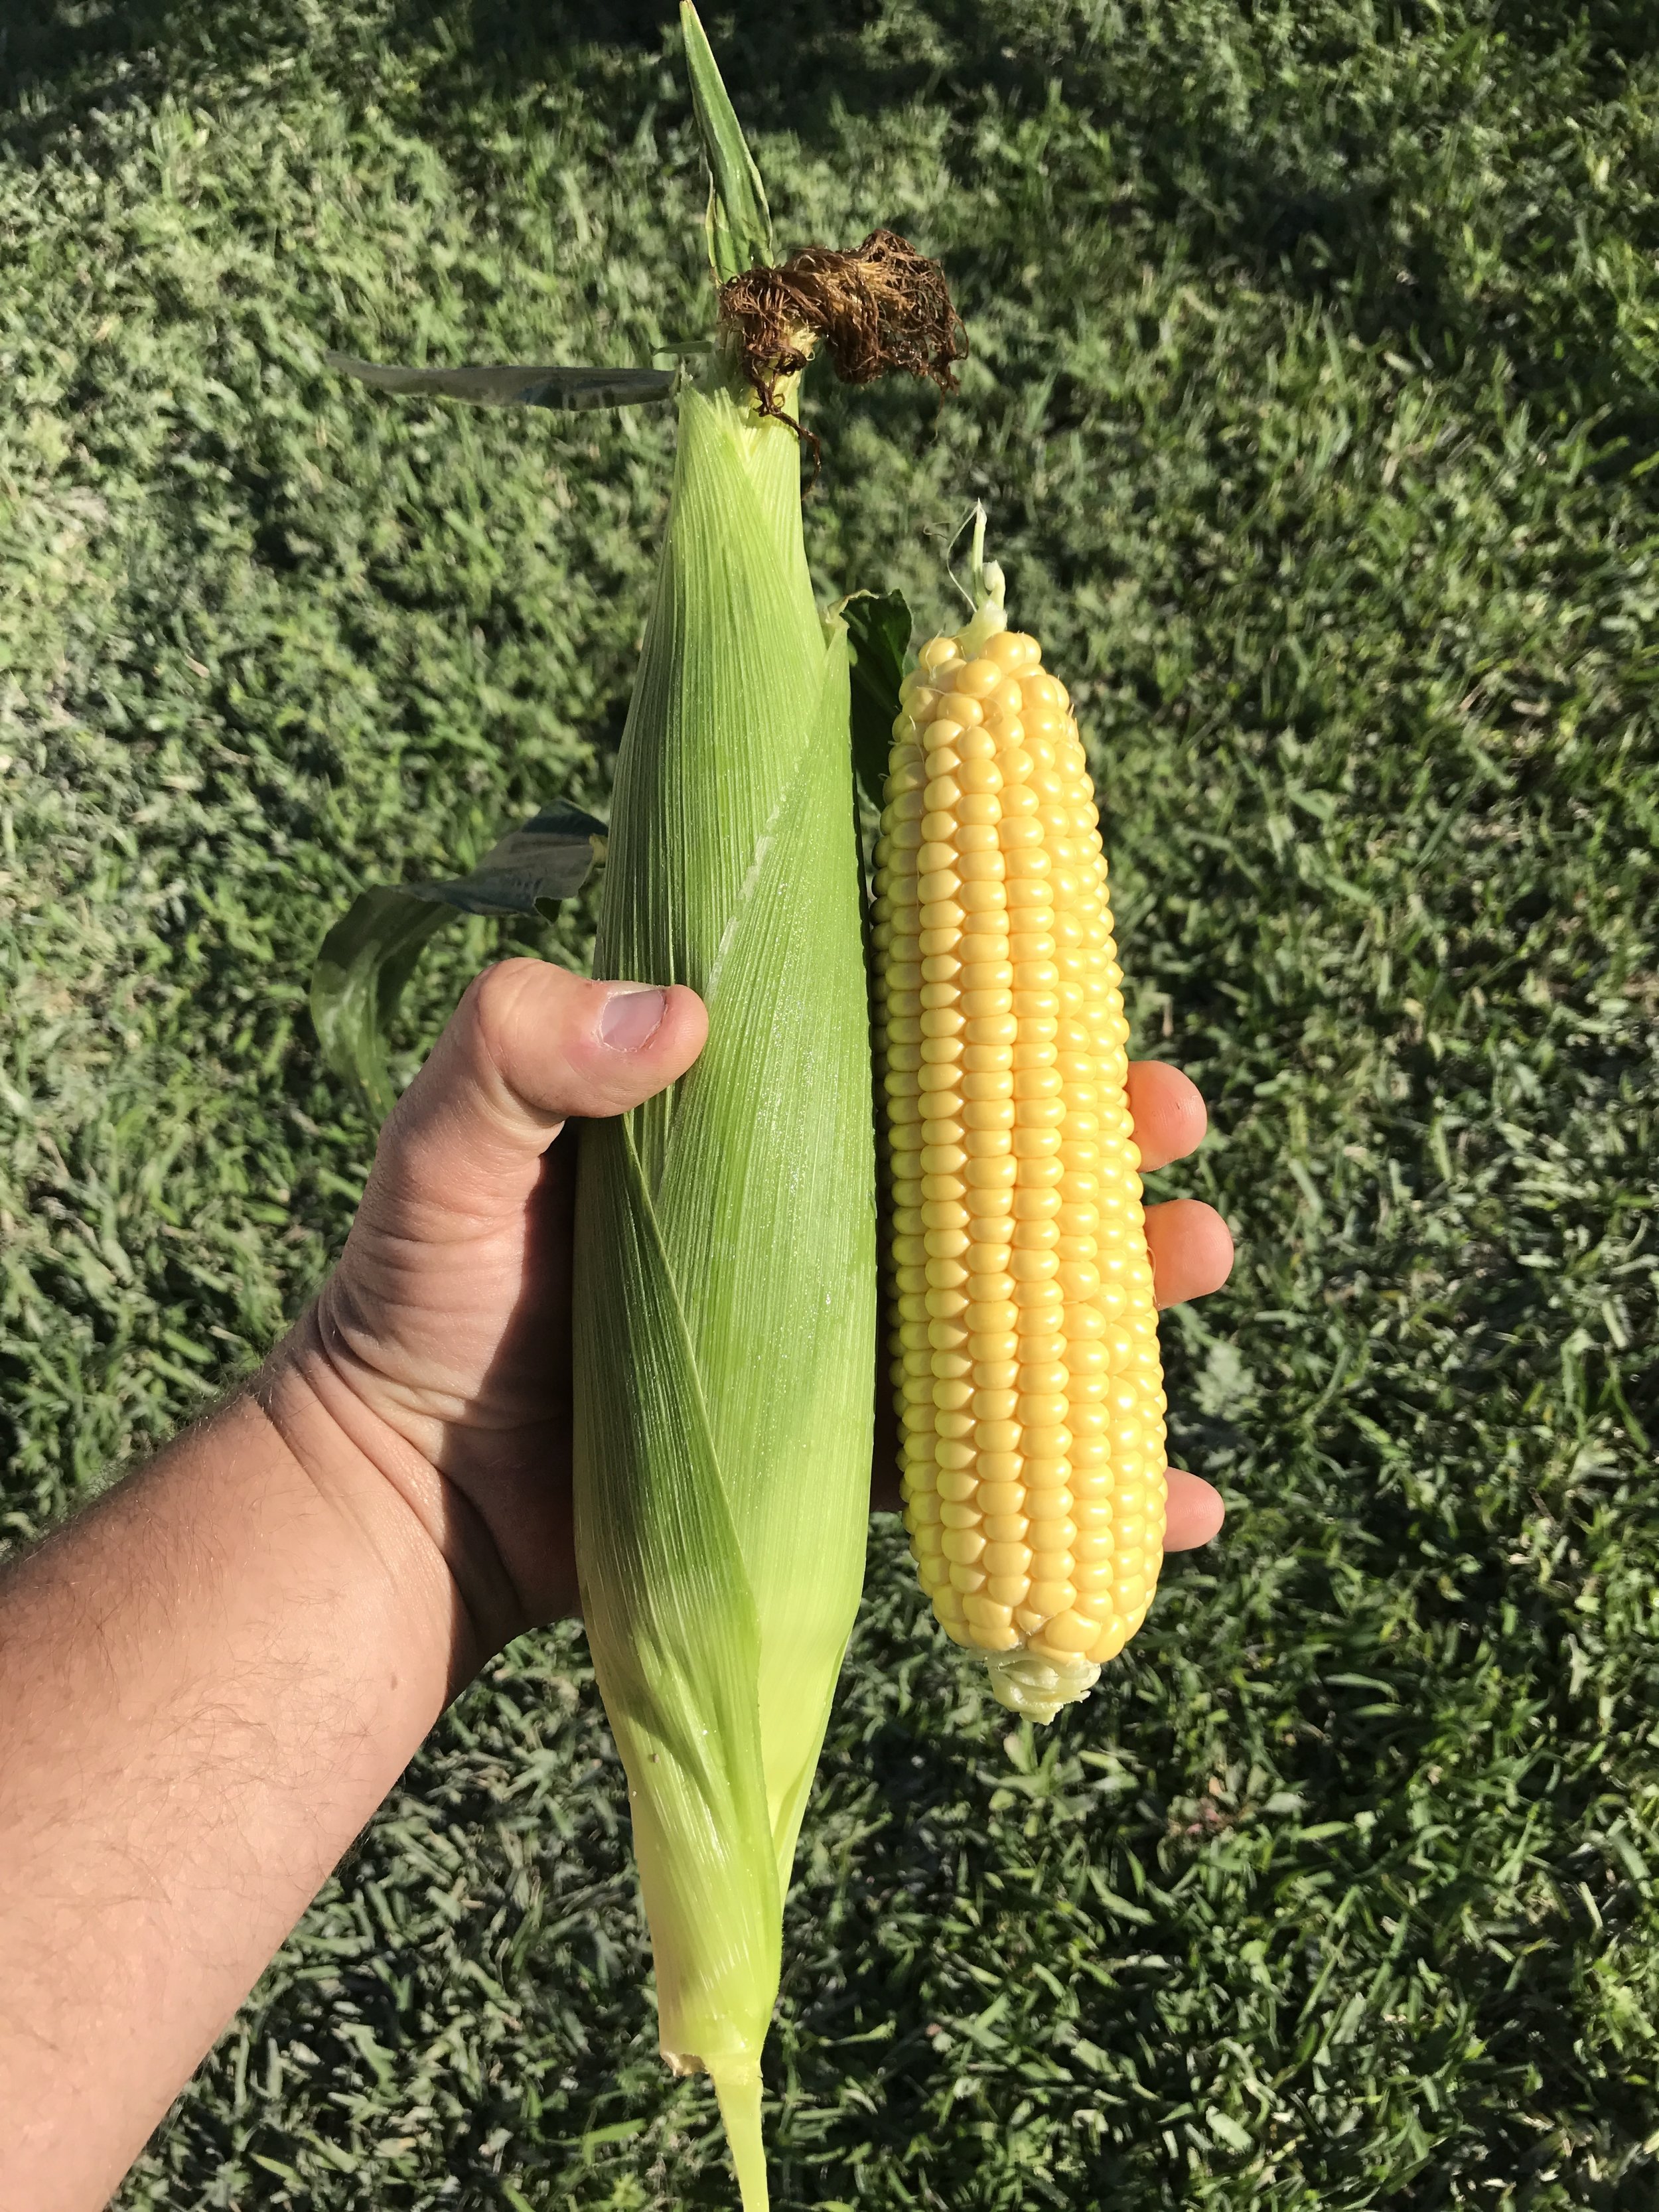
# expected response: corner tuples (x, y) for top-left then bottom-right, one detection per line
(4, 0), (1658, 2201)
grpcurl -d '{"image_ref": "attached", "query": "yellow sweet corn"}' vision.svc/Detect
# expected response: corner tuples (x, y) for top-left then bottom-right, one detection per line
(872, 525), (1168, 1724)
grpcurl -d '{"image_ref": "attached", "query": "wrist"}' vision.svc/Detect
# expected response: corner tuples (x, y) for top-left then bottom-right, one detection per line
(253, 1311), (520, 1692)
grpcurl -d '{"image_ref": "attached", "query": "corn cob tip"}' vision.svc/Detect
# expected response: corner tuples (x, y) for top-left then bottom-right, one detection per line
(984, 1647), (1102, 1724)
(954, 503), (1007, 659)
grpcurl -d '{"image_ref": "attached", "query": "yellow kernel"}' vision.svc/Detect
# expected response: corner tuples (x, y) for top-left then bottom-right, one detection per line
(1019, 1361), (1068, 1393)
(1013, 1300), (1066, 1343)
(940, 1526), (987, 1565)
(964, 1162), (1019, 1199)
(1014, 1072), (1063, 1108)
(976, 1449), (1025, 1483)
(976, 1476), (1025, 1514)
(936, 690), (985, 726)
(955, 657), (1005, 700)
(1009, 1250), (1058, 1284)
(983, 1540), (1034, 1576)
(966, 1299), (1019, 1337)
(970, 1341), (1021, 1378)
(1023, 1429), (1072, 1465)
(1032, 1611), (1100, 1656)
(966, 1256), (1013, 1290)
(956, 850), (1006, 883)
(984, 1576), (1031, 1610)
(954, 1036), (1003, 1078)
(1026, 1582), (1078, 1618)
(1017, 1392), (1069, 1428)
(964, 1605), (1019, 1652)
(975, 1420), (1021, 1453)
(967, 1171), (1014, 1208)
(962, 1070), (1013, 1100)
(1011, 1189), (1062, 1224)
(960, 1114), (1013, 1150)
(974, 1347), (1021, 1382)
(919, 905), (966, 937)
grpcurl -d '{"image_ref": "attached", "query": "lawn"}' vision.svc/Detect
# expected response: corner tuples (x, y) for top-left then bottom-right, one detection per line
(3, 0), (1658, 2203)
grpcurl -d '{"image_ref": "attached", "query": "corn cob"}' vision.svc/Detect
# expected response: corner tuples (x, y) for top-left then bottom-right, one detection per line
(872, 524), (1168, 1724)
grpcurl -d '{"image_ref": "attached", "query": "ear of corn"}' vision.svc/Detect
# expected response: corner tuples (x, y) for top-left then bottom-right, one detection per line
(570, 48), (877, 2191)
(871, 518), (1168, 1724)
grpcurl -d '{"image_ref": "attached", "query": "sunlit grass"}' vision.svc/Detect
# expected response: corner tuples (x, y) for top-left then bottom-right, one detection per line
(3, 0), (1657, 2201)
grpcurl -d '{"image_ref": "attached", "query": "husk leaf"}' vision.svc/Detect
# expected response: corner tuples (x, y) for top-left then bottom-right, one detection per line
(571, 369), (875, 2206)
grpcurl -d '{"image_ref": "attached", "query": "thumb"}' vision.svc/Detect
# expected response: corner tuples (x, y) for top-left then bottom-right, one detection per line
(373, 957), (707, 1216)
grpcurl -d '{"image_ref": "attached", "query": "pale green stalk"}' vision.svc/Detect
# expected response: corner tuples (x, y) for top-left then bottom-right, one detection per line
(571, 353), (875, 2205)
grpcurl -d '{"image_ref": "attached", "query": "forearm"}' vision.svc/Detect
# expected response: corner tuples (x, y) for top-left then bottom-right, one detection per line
(0, 1362), (461, 2212)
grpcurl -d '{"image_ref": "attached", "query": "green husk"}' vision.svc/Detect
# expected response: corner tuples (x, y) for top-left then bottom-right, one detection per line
(318, 13), (899, 2195)
(570, 369), (875, 2211)
(569, 36), (882, 2192)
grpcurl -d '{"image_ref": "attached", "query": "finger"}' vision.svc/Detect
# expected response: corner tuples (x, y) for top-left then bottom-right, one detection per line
(1125, 1061), (1208, 1173)
(377, 958), (707, 1215)
(1163, 1469), (1225, 1550)
(1145, 1197), (1234, 1308)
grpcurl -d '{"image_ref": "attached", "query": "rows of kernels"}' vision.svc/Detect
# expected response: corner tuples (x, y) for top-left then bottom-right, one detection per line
(872, 617), (1168, 1677)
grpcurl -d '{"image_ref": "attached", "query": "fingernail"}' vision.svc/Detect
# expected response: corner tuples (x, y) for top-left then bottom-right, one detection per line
(599, 984), (668, 1052)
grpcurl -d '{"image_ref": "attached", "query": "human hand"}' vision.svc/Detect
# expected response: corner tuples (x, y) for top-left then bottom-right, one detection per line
(270, 959), (1232, 1678)
(269, 959), (708, 1670)
(870, 1061), (1234, 1542)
